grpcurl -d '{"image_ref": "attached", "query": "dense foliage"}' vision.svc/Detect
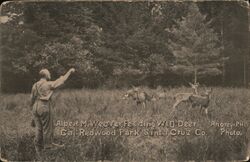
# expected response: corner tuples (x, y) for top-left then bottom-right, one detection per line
(0, 1), (249, 92)
(166, 4), (224, 83)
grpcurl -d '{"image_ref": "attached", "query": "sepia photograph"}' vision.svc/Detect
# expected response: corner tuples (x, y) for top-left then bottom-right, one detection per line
(0, 0), (249, 161)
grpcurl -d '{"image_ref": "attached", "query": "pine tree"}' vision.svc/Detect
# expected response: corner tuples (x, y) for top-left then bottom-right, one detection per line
(166, 3), (225, 84)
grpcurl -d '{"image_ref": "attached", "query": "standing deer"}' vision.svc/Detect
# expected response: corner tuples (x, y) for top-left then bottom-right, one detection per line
(173, 88), (212, 115)
(173, 80), (212, 115)
(122, 87), (155, 108)
(172, 92), (193, 109)
(189, 88), (212, 115)
(154, 89), (168, 100)
(172, 82), (200, 109)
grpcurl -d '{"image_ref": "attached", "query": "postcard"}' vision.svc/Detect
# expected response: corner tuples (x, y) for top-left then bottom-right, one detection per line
(0, 0), (249, 161)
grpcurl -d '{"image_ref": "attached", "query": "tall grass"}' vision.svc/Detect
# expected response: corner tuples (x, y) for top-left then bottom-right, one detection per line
(0, 87), (249, 161)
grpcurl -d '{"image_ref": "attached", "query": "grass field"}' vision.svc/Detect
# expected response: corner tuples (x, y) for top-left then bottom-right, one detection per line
(0, 87), (249, 161)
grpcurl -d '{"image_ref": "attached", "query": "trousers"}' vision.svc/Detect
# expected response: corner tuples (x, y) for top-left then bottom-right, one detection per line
(32, 100), (54, 151)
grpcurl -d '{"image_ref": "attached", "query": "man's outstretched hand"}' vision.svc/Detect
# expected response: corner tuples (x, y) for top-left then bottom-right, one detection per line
(69, 68), (76, 74)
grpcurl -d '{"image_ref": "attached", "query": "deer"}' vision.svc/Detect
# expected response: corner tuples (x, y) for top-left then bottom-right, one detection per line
(172, 92), (194, 109)
(154, 89), (168, 100)
(189, 88), (212, 115)
(173, 88), (212, 115)
(122, 87), (155, 108)
(172, 82), (200, 109)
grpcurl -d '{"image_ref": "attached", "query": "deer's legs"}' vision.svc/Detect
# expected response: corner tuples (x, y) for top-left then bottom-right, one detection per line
(199, 105), (203, 114)
(173, 100), (182, 109)
(204, 108), (208, 115)
(142, 102), (146, 109)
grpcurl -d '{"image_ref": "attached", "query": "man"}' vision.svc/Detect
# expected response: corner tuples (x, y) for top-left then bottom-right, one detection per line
(30, 68), (75, 157)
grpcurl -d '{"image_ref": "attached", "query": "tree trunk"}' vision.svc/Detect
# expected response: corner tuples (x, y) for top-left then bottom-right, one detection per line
(221, 12), (225, 85)
(245, 8), (250, 88)
(243, 7), (250, 88)
(243, 55), (247, 87)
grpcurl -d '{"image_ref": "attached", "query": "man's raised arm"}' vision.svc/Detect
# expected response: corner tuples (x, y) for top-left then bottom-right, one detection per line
(50, 68), (75, 89)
